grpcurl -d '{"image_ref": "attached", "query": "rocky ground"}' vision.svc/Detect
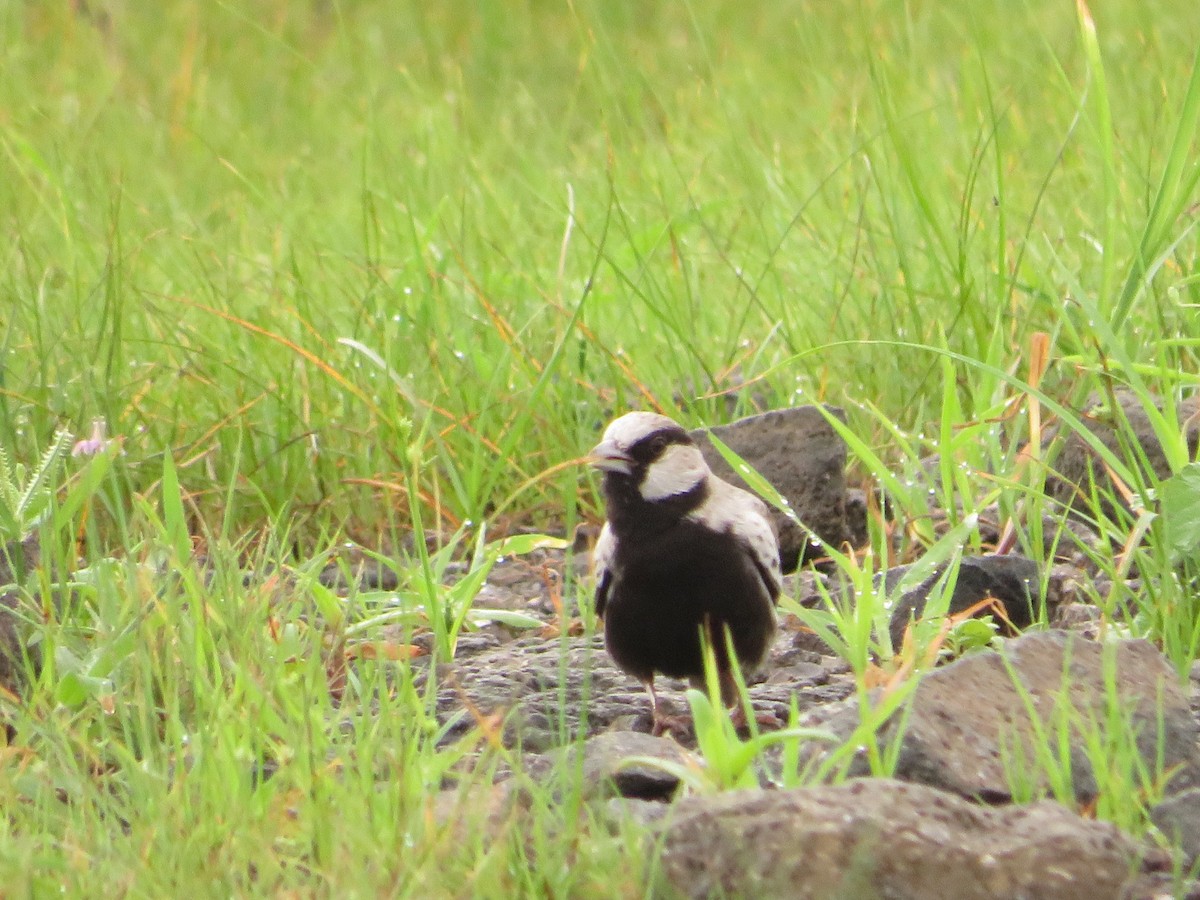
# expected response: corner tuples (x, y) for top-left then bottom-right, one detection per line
(405, 548), (1200, 898)
(4, 398), (1200, 897)
(409, 399), (1200, 899)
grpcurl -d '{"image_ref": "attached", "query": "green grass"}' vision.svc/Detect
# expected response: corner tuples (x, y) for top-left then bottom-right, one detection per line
(3, 0), (1200, 893)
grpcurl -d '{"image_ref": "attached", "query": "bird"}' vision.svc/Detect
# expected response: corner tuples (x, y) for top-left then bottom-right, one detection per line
(588, 411), (782, 735)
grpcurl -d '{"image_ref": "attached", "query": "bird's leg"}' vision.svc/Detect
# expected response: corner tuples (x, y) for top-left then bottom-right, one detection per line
(647, 679), (670, 735)
(646, 677), (662, 719)
(721, 667), (782, 732)
(645, 679), (690, 738)
(718, 666), (740, 709)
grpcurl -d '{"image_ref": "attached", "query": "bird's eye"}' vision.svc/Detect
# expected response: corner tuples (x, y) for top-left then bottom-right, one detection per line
(649, 435), (668, 455)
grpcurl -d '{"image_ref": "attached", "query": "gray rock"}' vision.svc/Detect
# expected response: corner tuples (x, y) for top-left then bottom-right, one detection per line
(1122, 870), (1200, 900)
(763, 660), (828, 687)
(658, 778), (1144, 900)
(317, 556), (400, 592)
(431, 780), (524, 843)
(602, 795), (670, 830)
(692, 406), (855, 571)
(843, 487), (870, 548)
(830, 630), (1200, 803)
(1052, 602), (1105, 636)
(1150, 787), (1200, 870)
(425, 630), (854, 752)
(976, 506), (1106, 572)
(1047, 563), (1089, 609)
(526, 731), (688, 801)
(1042, 516), (1107, 570)
(1045, 391), (1200, 523)
(887, 554), (1045, 649)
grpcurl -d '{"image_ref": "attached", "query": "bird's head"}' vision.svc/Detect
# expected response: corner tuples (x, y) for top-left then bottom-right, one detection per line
(589, 412), (710, 504)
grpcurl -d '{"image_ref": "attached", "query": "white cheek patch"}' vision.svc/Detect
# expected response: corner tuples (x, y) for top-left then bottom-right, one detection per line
(639, 444), (707, 501)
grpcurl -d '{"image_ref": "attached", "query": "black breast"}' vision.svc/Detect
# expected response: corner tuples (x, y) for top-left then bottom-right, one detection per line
(602, 515), (777, 685)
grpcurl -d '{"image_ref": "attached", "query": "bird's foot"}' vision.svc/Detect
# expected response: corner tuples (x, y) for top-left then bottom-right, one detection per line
(729, 703), (783, 733)
(644, 680), (692, 739)
(650, 711), (693, 740)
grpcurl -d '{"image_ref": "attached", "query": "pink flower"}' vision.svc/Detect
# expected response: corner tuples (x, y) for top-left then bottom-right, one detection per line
(72, 419), (115, 457)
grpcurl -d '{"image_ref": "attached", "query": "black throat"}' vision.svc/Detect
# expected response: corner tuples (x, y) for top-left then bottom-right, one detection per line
(602, 471), (709, 538)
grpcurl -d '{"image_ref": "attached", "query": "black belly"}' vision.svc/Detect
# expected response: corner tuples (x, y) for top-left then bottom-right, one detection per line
(603, 519), (776, 685)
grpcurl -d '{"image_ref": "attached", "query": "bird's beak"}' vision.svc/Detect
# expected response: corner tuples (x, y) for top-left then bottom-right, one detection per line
(588, 439), (633, 475)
